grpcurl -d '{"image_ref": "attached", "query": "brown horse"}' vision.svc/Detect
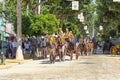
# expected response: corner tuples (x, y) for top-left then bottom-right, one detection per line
(103, 42), (110, 54)
(84, 41), (93, 56)
(92, 42), (98, 54)
(76, 38), (93, 56)
(75, 39), (84, 59)
(56, 35), (66, 61)
(47, 35), (56, 63)
(65, 41), (74, 60)
(110, 44), (120, 56)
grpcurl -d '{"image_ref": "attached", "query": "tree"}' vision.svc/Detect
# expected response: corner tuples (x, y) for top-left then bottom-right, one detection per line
(96, 0), (120, 37)
(14, 13), (32, 36)
(30, 14), (60, 36)
(109, 29), (116, 37)
(16, 0), (24, 61)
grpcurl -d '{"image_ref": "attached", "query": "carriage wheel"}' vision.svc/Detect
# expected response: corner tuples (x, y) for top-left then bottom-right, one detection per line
(70, 52), (73, 60)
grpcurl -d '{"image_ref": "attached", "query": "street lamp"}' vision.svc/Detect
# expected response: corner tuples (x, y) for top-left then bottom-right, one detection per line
(84, 25), (87, 30)
(78, 12), (84, 23)
(99, 25), (103, 31)
(86, 30), (89, 34)
(113, 0), (120, 2)
(66, 0), (74, 1)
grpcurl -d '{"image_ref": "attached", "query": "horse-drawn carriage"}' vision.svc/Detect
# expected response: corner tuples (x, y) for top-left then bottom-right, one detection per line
(75, 38), (93, 60)
(110, 38), (120, 55)
(47, 33), (75, 63)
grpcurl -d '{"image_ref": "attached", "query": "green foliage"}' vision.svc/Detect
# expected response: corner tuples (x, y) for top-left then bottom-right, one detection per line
(30, 14), (60, 35)
(22, 14), (32, 36)
(14, 13), (31, 36)
(96, 0), (120, 37)
(4, 0), (120, 38)
(63, 20), (80, 36)
(109, 29), (116, 37)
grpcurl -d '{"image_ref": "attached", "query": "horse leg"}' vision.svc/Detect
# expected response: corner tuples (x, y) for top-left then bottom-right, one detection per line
(50, 53), (53, 63)
(70, 52), (73, 60)
(90, 48), (93, 55)
(50, 49), (55, 64)
(59, 49), (62, 62)
(81, 49), (84, 56)
(62, 46), (65, 61)
(76, 51), (78, 60)
(44, 47), (47, 59)
(76, 46), (80, 60)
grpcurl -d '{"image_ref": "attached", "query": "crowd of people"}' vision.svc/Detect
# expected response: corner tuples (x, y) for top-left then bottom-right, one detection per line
(1, 28), (117, 60)
(0, 37), (17, 59)
(0, 28), (74, 59)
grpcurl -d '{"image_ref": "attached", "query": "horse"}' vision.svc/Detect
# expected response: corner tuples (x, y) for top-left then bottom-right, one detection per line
(64, 37), (74, 60)
(47, 35), (57, 63)
(56, 35), (66, 61)
(80, 37), (93, 56)
(75, 39), (85, 59)
(84, 41), (93, 56)
(110, 44), (120, 56)
(92, 41), (98, 54)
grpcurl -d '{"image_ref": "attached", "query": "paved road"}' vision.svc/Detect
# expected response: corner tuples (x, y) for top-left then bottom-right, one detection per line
(0, 54), (120, 80)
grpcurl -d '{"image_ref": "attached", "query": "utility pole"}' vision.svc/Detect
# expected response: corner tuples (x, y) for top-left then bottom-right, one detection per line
(92, 0), (96, 38)
(38, 0), (41, 14)
(16, 0), (24, 62)
(1, 0), (6, 65)
(26, 4), (29, 15)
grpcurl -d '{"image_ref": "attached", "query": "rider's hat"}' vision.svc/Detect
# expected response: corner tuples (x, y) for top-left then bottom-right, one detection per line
(66, 28), (69, 31)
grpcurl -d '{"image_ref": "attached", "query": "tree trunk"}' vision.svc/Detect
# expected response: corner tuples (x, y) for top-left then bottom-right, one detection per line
(16, 0), (24, 61)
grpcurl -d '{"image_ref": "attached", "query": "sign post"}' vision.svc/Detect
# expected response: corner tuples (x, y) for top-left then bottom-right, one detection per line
(113, 0), (120, 2)
(72, 1), (79, 10)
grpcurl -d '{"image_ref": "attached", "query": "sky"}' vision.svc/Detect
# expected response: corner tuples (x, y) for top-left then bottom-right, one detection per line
(0, 0), (3, 2)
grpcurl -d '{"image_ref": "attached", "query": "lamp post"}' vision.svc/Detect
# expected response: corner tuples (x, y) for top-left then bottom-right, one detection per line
(84, 25), (87, 30)
(38, 0), (41, 14)
(99, 25), (103, 41)
(78, 12), (84, 23)
(113, 0), (120, 2)
(99, 25), (103, 31)
(86, 30), (89, 34)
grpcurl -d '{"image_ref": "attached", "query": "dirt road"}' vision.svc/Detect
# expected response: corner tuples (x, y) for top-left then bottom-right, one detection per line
(0, 54), (120, 80)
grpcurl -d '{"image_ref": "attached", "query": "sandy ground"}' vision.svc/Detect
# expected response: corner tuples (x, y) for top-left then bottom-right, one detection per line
(0, 54), (120, 80)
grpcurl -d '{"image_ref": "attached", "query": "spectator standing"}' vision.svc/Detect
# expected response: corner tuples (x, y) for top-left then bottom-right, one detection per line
(12, 39), (17, 59)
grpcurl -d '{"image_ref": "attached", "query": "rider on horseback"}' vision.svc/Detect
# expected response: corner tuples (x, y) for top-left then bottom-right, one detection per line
(65, 28), (74, 42)
(83, 35), (91, 44)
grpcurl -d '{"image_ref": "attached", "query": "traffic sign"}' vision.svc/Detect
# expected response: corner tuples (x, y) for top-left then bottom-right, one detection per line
(113, 0), (120, 2)
(72, 1), (79, 10)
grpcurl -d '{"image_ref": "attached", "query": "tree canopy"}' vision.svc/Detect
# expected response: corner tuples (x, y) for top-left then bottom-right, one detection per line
(0, 0), (120, 38)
